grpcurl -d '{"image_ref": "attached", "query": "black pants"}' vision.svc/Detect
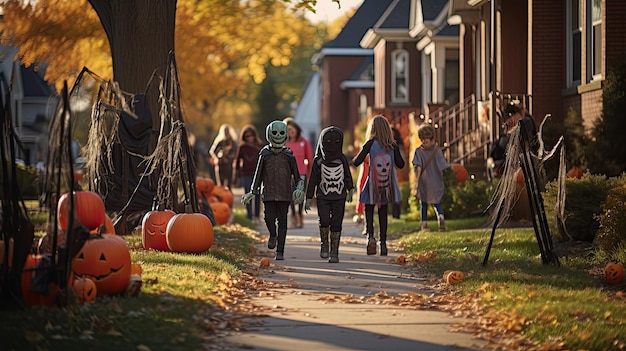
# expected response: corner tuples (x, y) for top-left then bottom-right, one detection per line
(365, 204), (388, 242)
(316, 198), (346, 232)
(264, 201), (290, 253)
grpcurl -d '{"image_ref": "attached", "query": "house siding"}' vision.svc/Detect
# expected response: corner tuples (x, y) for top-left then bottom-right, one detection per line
(531, 0), (565, 123)
(320, 55), (370, 132)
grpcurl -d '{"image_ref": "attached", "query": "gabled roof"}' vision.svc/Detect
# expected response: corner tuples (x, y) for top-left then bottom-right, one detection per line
(324, 0), (395, 49)
(409, 0), (450, 38)
(361, 0), (412, 48)
(21, 65), (54, 98)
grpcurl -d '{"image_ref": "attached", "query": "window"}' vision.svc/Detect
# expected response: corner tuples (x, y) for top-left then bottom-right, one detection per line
(445, 48), (460, 106)
(589, 0), (602, 80)
(391, 50), (409, 103)
(567, 0), (582, 86)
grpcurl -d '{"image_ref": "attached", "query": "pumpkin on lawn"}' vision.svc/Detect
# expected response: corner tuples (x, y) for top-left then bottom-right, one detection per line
(142, 210), (176, 251)
(73, 277), (97, 303)
(211, 185), (234, 207)
(604, 262), (624, 285)
(21, 254), (59, 306)
(209, 202), (231, 225)
(72, 234), (132, 296)
(567, 166), (584, 179)
(90, 213), (115, 235)
(444, 270), (465, 284)
(58, 191), (106, 231)
(166, 213), (214, 253)
(450, 163), (468, 183)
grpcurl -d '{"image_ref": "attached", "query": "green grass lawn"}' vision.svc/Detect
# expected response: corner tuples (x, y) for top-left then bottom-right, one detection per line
(397, 216), (626, 350)
(2, 209), (624, 350)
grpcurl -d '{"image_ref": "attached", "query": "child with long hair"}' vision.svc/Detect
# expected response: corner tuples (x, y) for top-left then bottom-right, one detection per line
(352, 115), (404, 256)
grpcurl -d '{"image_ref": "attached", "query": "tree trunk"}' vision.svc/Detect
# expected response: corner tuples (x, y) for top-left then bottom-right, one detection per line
(88, 0), (177, 128)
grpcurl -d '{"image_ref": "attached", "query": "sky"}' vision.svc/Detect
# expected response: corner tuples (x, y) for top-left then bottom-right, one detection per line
(305, 0), (364, 23)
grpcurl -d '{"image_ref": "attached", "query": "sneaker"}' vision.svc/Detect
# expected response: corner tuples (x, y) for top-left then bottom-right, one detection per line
(438, 214), (446, 231)
(267, 236), (277, 249)
(367, 239), (377, 255)
(275, 252), (284, 260)
(420, 222), (428, 231)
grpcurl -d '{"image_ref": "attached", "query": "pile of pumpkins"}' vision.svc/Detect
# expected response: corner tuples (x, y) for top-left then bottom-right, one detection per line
(22, 190), (141, 306)
(195, 176), (234, 225)
(140, 177), (232, 253)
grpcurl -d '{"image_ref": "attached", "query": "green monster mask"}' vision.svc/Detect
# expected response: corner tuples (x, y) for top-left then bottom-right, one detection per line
(266, 121), (288, 152)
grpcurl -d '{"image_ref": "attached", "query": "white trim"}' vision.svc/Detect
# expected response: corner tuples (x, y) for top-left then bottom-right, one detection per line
(340, 80), (375, 90)
(318, 47), (373, 58)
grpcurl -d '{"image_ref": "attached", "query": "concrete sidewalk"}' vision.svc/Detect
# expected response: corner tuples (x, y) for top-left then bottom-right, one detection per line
(224, 191), (485, 351)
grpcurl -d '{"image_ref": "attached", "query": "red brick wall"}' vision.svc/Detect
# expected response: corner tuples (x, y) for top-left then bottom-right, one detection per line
(531, 0), (565, 122)
(580, 88), (603, 132)
(605, 0), (626, 69)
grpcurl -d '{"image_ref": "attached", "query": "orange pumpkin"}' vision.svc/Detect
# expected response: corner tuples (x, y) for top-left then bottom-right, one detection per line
(131, 263), (142, 276)
(73, 277), (97, 303)
(195, 177), (208, 194)
(58, 191), (105, 231)
(567, 166), (584, 179)
(141, 210), (176, 251)
(209, 202), (231, 225)
(260, 257), (270, 267)
(444, 270), (465, 284)
(211, 185), (234, 207)
(166, 213), (214, 253)
(204, 178), (215, 196)
(450, 163), (468, 183)
(604, 262), (624, 285)
(396, 255), (406, 264)
(72, 234), (132, 295)
(21, 254), (59, 306)
(90, 213), (115, 235)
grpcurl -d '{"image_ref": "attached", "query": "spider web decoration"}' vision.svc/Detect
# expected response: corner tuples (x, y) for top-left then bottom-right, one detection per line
(483, 115), (565, 266)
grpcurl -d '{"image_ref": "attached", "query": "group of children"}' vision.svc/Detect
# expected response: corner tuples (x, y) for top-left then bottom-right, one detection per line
(242, 115), (449, 262)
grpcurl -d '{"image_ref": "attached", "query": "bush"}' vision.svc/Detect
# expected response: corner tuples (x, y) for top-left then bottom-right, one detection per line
(594, 179), (626, 254)
(544, 173), (622, 242)
(0, 162), (41, 200)
(406, 168), (495, 221)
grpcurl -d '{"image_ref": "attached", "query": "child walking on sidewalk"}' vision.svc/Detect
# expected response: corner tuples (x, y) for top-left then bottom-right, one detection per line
(412, 124), (449, 231)
(305, 126), (354, 263)
(352, 115), (404, 256)
(242, 120), (304, 260)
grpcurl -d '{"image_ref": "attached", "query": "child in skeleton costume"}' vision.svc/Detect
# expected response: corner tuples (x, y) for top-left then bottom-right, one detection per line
(305, 126), (354, 263)
(242, 121), (305, 260)
(352, 116), (404, 256)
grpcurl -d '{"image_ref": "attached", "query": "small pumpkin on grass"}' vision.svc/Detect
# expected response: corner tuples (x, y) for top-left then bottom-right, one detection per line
(443, 270), (465, 284)
(73, 277), (97, 303)
(604, 262), (624, 285)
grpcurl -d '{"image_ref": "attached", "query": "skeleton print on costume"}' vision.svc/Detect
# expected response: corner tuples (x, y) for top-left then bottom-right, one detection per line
(319, 162), (345, 195)
(372, 152), (392, 204)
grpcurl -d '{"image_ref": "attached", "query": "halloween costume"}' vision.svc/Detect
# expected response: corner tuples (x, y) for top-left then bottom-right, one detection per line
(306, 126), (354, 263)
(242, 121), (304, 260)
(352, 139), (404, 255)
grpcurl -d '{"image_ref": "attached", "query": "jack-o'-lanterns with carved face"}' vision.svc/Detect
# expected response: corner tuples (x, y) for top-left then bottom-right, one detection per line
(72, 234), (131, 295)
(142, 210), (176, 251)
(73, 277), (97, 303)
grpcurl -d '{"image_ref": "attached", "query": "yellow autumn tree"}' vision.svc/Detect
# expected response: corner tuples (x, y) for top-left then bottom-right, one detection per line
(0, 0), (328, 133)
